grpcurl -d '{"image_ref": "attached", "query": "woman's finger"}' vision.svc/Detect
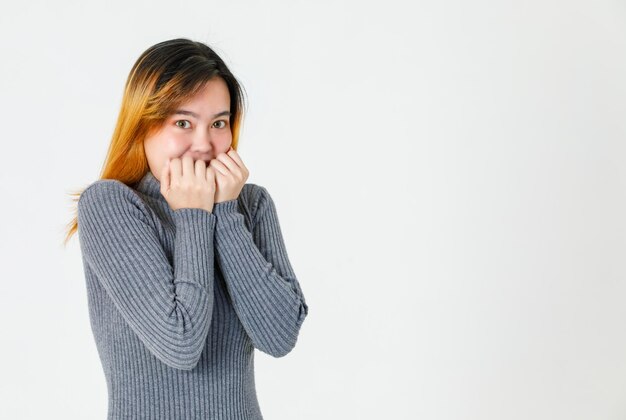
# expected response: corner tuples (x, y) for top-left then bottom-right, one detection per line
(195, 159), (207, 181)
(214, 152), (239, 174)
(160, 159), (170, 195)
(169, 157), (182, 184)
(209, 159), (230, 176)
(181, 156), (195, 182)
(227, 148), (245, 168)
(226, 148), (249, 179)
(206, 165), (215, 181)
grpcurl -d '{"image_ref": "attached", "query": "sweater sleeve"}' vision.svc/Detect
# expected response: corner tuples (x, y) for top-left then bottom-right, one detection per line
(77, 180), (216, 370)
(211, 186), (309, 357)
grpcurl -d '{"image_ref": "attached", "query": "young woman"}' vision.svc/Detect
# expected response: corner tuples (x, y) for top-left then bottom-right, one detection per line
(65, 38), (309, 419)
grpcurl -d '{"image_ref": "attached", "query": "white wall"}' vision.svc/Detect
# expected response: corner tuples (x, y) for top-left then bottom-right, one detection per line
(1, 0), (625, 419)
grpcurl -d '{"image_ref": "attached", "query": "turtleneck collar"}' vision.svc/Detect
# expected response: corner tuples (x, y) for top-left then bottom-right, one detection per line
(135, 170), (163, 200)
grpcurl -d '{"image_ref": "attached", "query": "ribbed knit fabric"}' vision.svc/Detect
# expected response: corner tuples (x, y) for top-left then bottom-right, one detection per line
(76, 170), (309, 420)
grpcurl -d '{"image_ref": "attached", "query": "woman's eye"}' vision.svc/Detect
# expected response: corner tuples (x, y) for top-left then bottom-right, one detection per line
(213, 120), (229, 129)
(175, 120), (191, 129)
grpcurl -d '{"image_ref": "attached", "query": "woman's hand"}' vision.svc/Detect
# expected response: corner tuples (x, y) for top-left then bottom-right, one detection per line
(160, 156), (216, 213)
(209, 146), (249, 203)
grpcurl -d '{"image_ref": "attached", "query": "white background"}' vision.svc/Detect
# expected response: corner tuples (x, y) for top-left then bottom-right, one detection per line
(1, 0), (625, 419)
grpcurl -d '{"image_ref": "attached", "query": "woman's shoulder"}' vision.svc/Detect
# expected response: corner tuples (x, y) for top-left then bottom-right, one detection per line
(241, 182), (272, 210)
(80, 179), (139, 202)
(241, 182), (262, 200)
(237, 182), (277, 229)
(78, 179), (148, 219)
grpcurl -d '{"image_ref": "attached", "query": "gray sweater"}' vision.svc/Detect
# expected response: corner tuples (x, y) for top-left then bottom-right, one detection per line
(77, 170), (309, 419)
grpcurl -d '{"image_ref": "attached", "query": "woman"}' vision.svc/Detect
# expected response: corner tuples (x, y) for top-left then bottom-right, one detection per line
(65, 38), (309, 419)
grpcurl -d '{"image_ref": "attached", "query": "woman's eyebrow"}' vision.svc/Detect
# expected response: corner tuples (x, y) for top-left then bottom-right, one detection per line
(173, 109), (231, 118)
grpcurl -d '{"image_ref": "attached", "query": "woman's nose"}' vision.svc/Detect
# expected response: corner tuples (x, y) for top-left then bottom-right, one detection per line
(192, 130), (213, 153)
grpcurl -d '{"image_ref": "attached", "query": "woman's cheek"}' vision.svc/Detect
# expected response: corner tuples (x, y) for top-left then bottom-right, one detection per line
(165, 137), (187, 155)
(220, 132), (233, 148)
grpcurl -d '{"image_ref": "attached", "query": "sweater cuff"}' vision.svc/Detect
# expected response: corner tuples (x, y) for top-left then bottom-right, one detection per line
(212, 199), (239, 216)
(171, 207), (216, 289)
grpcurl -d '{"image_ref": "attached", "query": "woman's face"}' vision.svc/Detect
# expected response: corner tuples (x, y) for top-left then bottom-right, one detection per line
(144, 76), (233, 181)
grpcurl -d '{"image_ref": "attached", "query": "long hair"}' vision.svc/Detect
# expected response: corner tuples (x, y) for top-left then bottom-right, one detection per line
(62, 38), (247, 246)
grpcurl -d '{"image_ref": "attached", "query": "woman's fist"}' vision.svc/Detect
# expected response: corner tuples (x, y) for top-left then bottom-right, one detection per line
(209, 146), (249, 203)
(160, 156), (216, 213)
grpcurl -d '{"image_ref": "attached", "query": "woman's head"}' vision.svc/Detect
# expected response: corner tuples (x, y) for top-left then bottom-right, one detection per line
(144, 75), (234, 181)
(110, 38), (246, 181)
(64, 38), (247, 245)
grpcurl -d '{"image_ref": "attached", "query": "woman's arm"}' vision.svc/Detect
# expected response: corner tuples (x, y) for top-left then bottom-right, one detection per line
(212, 186), (309, 357)
(77, 180), (216, 370)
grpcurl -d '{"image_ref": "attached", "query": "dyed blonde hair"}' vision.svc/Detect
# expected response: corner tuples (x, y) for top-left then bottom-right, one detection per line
(63, 38), (247, 246)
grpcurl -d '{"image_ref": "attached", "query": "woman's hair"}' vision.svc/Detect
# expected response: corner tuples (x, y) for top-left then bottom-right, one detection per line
(63, 38), (247, 246)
